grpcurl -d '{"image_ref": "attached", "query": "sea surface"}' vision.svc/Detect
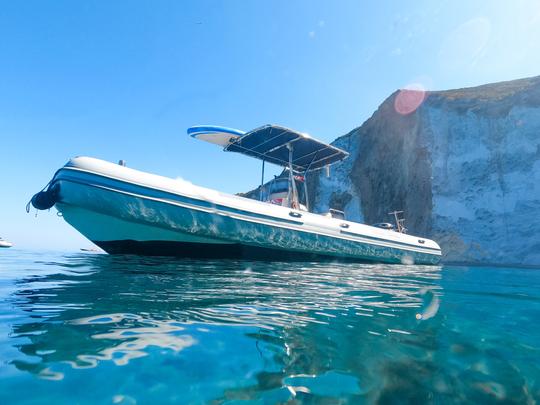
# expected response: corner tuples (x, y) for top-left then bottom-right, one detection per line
(0, 250), (539, 404)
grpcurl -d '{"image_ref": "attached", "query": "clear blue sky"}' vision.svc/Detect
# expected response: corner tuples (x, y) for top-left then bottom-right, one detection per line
(1, 0), (539, 250)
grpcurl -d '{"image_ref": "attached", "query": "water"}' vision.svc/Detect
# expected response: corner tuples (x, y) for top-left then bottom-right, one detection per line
(0, 250), (539, 404)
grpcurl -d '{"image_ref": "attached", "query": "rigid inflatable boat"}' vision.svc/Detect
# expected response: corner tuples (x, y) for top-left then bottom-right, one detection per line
(30, 124), (441, 264)
(0, 238), (13, 248)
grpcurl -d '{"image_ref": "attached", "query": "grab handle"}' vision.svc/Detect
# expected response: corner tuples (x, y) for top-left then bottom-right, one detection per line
(289, 211), (302, 218)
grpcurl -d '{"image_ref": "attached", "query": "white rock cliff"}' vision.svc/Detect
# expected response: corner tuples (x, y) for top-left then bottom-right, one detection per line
(310, 76), (540, 266)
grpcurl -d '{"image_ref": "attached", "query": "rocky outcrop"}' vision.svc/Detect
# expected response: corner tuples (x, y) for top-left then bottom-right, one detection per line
(311, 76), (540, 266)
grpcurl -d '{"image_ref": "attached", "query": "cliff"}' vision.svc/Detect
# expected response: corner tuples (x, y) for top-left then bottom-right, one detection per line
(311, 76), (540, 266)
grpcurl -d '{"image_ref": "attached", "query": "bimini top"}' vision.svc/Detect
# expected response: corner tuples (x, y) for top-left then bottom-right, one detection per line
(188, 124), (348, 172)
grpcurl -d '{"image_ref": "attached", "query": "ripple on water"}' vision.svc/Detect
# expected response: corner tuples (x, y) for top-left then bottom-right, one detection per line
(0, 251), (539, 403)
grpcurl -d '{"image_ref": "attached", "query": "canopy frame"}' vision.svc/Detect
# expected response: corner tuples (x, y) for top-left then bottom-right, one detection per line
(189, 124), (349, 212)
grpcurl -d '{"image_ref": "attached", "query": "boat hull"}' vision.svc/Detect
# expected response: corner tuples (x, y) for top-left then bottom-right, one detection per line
(46, 157), (442, 265)
(58, 205), (375, 261)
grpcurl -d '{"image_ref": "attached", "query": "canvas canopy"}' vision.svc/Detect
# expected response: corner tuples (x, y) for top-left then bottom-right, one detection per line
(189, 124), (348, 172)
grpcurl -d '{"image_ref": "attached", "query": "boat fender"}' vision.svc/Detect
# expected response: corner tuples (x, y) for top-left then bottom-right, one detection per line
(30, 183), (60, 210)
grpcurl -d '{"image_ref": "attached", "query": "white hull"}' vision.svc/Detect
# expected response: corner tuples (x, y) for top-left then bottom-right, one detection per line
(0, 241), (12, 248)
(37, 157), (442, 264)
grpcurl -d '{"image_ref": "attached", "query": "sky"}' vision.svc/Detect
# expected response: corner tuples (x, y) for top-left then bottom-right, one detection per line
(1, 0), (540, 250)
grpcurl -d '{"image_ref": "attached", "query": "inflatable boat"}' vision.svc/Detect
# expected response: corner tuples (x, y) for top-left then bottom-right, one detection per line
(30, 124), (441, 264)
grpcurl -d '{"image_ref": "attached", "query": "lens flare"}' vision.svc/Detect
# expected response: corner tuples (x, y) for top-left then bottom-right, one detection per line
(394, 83), (427, 115)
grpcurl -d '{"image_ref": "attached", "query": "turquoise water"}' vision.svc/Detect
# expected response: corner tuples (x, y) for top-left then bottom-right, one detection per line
(0, 250), (539, 404)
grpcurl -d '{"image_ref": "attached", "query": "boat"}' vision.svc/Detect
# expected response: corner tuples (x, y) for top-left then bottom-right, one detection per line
(0, 238), (13, 248)
(29, 124), (441, 264)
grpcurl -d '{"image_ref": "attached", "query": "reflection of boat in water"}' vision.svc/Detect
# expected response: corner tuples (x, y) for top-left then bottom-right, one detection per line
(0, 237), (13, 248)
(8, 254), (443, 389)
(30, 124), (441, 264)
(5, 256), (533, 403)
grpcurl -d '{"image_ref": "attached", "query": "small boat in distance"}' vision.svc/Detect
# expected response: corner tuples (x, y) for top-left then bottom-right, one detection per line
(29, 124), (441, 264)
(0, 238), (13, 248)
(80, 248), (99, 252)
